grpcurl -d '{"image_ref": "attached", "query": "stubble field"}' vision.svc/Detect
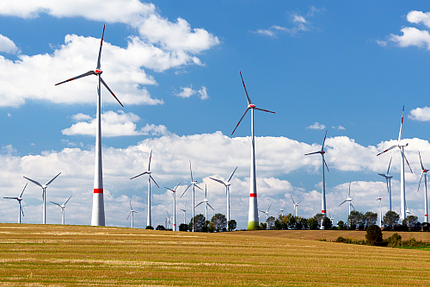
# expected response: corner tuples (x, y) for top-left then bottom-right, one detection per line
(0, 223), (429, 286)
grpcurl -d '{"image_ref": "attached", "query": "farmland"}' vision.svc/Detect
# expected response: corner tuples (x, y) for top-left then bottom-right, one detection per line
(0, 224), (429, 286)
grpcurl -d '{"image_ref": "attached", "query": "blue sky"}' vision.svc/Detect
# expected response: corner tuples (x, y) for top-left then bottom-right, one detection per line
(1, 1), (430, 229)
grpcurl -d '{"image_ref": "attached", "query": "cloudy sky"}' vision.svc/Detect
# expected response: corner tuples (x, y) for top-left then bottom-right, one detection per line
(1, 1), (430, 229)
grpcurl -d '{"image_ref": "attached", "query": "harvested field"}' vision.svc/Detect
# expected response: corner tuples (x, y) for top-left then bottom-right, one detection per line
(0, 224), (429, 286)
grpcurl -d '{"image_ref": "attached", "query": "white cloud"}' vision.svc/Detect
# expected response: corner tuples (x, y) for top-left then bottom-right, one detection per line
(175, 86), (209, 100)
(0, 34), (19, 54)
(306, 122), (325, 130)
(62, 110), (170, 137)
(407, 10), (430, 28)
(409, 106), (430, 121)
(0, 1), (219, 107)
(1, 132), (430, 228)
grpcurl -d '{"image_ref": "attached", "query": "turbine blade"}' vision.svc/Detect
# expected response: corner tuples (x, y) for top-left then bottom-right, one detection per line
(63, 195), (72, 206)
(348, 182), (351, 198)
(290, 195), (295, 205)
(165, 187), (176, 193)
(148, 150), (153, 171)
(130, 200), (133, 210)
(401, 150), (413, 174)
(387, 157), (392, 174)
(100, 76), (124, 107)
(127, 211), (131, 220)
(23, 176), (43, 188)
(55, 70), (95, 86)
(150, 175), (160, 188)
(194, 183), (203, 191)
(351, 203), (356, 211)
(195, 201), (204, 208)
(174, 182), (181, 191)
(339, 200), (347, 206)
(21, 207), (24, 217)
(210, 177), (227, 186)
(19, 183), (28, 198)
(227, 166), (238, 182)
(96, 25), (105, 70)
(321, 130), (328, 151)
(419, 151), (425, 171)
(189, 160), (194, 182)
(231, 107), (250, 135)
(130, 171), (149, 180)
(240, 71), (252, 105)
(46, 172), (61, 186)
(304, 150), (321, 156)
(207, 203), (215, 210)
(376, 145), (397, 156)
(418, 172), (424, 193)
(3, 196), (18, 199)
(49, 201), (61, 207)
(323, 155), (330, 172)
(254, 107), (276, 114)
(180, 184), (192, 198)
(398, 105), (404, 142)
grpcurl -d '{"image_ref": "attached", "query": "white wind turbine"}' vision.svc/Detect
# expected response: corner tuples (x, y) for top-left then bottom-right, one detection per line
(195, 184), (215, 222)
(130, 150), (159, 228)
(231, 72), (275, 230)
(127, 200), (138, 228)
(49, 195), (72, 225)
(180, 203), (187, 225)
(376, 191), (382, 228)
(3, 183), (27, 224)
(339, 182), (355, 224)
(55, 25), (123, 226)
(23, 172), (61, 224)
(165, 182), (181, 232)
(378, 157), (393, 211)
(305, 130), (330, 222)
(377, 105), (413, 220)
(258, 204), (272, 222)
(417, 151), (429, 223)
(180, 161), (202, 232)
(290, 195), (301, 217)
(209, 166), (238, 230)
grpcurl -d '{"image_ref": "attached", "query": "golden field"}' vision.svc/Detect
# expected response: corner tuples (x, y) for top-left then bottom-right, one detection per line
(0, 224), (429, 286)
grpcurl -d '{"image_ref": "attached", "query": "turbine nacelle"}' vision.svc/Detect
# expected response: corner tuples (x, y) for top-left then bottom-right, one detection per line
(95, 69), (103, 75)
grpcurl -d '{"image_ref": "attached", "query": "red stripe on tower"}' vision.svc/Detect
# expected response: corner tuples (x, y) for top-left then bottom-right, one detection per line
(94, 188), (103, 194)
(250, 193), (257, 197)
(322, 210), (326, 213)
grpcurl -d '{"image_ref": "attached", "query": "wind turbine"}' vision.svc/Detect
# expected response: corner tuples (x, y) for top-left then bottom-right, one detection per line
(290, 195), (301, 217)
(55, 25), (123, 226)
(165, 182), (181, 231)
(339, 182), (355, 225)
(305, 130), (330, 222)
(126, 200), (138, 228)
(378, 157), (393, 211)
(130, 150), (159, 228)
(3, 183), (27, 223)
(209, 166), (238, 230)
(195, 184), (215, 222)
(49, 195), (72, 225)
(231, 72), (275, 230)
(417, 151), (429, 223)
(258, 204), (272, 222)
(377, 105), (413, 220)
(376, 191), (382, 228)
(23, 172), (61, 224)
(180, 161), (202, 232)
(180, 203), (187, 225)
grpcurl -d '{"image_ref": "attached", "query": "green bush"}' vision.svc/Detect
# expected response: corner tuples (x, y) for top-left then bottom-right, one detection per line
(386, 233), (402, 247)
(365, 224), (383, 246)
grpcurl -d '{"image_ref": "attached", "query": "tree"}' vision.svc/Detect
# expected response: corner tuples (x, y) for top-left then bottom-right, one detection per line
(322, 217), (332, 230)
(337, 220), (346, 230)
(189, 214), (205, 232)
(179, 223), (188, 231)
(403, 215), (419, 231)
(313, 213), (324, 229)
(201, 220), (210, 233)
(307, 217), (319, 230)
(145, 225), (154, 230)
(228, 220), (237, 231)
(266, 216), (276, 230)
(363, 211), (377, 229)
(383, 211), (400, 230)
(287, 214), (296, 230)
(259, 222), (267, 230)
(348, 211), (364, 230)
(365, 224), (383, 246)
(155, 225), (165, 230)
(211, 213), (227, 232)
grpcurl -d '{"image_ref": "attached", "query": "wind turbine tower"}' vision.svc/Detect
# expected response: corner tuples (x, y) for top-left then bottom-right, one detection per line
(165, 182), (181, 231)
(196, 184), (214, 222)
(3, 183), (27, 223)
(210, 166), (238, 230)
(55, 25), (124, 226)
(49, 195), (72, 225)
(127, 200), (138, 228)
(231, 72), (275, 230)
(377, 106), (413, 220)
(130, 150), (159, 228)
(378, 157), (393, 211)
(377, 192), (382, 228)
(23, 172), (61, 224)
(417, 151), (429, 223)
(290, 195), (301, 217)
(180, 204), (187, 225)
(305, 130), (330, 223)
(180, 161), (202, 232)
(339, 182), (355, 225)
